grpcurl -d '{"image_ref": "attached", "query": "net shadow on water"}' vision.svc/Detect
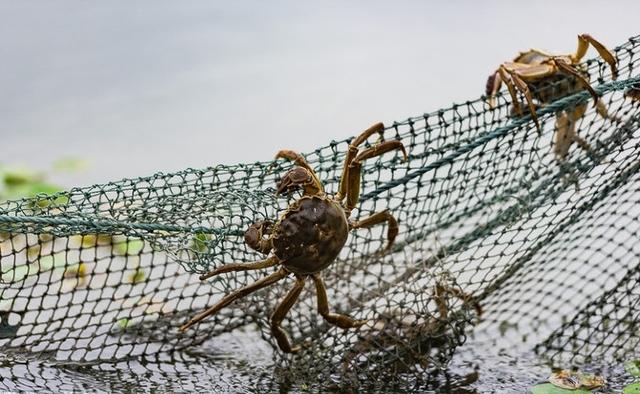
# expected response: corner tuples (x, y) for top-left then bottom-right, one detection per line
(1, 35), (640, 392)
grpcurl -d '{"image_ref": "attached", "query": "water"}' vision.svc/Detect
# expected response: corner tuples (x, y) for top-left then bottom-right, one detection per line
(2, 2), (640, 392)
(2, 326), (637, 393)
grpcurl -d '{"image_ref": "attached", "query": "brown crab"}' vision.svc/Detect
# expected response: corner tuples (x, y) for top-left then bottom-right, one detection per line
(342, 273), (482, 371)
(486, 34), (618, 160)
(180, 122), (407, 353)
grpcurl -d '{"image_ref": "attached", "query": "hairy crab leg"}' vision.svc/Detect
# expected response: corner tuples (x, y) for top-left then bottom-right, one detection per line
(199, 255), (280, 280)
(350, 209), (399, 252)
(575, 34), (618, 79)
(274, 150), (324, 193)
(486, 71), (503, 108)
(498, 66), (523, 117)
(345, 140), (407, 212)
(508, 69), (541, 132)
(434, 282), (483, 318)
(312, 273), (367, 328)
(336, 122), (385, 201)
(180, 268), (288, 332)
(552, 58), (599, 104)
(271, 274), (306, 353)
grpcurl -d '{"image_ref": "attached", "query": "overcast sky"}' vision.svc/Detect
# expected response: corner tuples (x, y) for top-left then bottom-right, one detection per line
(1, 1), (638, 186)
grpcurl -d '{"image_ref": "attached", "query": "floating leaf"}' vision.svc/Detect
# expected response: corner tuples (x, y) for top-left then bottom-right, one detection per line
(26, 244), (42, 260)
(2, 168), (41, 186)
(127, 268), (146, 284)
(117, 318), (132, 329)
(115, 238), (144, 255)
(190, 232), (211, 254)
(52, 157), (90, 173)
(2, 251), (69, 282)
(624, 383), (640, 394)
(626, 360), (640, 377)
(64, 263), (88, 279)
(38, 252), (68, 272)
(530, 383), (590, 394)
(81, 234), (114, 248)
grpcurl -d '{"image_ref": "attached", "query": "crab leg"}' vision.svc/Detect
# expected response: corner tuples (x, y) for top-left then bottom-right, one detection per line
(507, 68), (541, 132)
(345, 141), (407, 212)
(274, 150), (324, 193)
(199, 255), (280, 280)
(575, 34), (618, 79)
(486, 71), (503, 108)
(350, 209), (399, 252)
(244, 220), (274, 255)
(434, 282), (483, 318)
(180, 268), (288, 332)
(336, 122), (385, 201)
(499, 66), (524, 117)
(271, 274), (305, 353)
(552, 58), (599, 105)
(312, 273), (367, 328)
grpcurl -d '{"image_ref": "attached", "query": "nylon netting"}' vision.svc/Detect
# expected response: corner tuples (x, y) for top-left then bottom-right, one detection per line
(1, 35), (640, 392)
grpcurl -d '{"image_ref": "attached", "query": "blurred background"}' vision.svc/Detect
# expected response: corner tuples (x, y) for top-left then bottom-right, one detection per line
(1, 0), (639, 187)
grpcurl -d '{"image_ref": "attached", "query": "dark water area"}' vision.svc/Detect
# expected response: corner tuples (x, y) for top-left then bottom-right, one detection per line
(1, 325), (636, 393)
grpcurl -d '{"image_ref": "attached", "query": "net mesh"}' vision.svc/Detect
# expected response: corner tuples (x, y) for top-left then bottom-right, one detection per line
(1, 35), (640, 391)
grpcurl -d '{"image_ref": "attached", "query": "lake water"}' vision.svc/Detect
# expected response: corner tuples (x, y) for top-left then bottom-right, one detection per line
(1, 2), (639, 392)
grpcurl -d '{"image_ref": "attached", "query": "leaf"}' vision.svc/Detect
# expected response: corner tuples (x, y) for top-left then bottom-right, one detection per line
(127, 268), (146, 284)
(2, 168), (41, 186)
(624, 383), (640, 394)
(64, 263), (88, 279)
(117, 318), (132, 329)
(530, 383), (591, 394)
(114, 238), (144, 255)
(626, 360), (640, 377)
(81, 234), (114, 248)
(190, 232), (211, 254)
(1, 252), (68, 282)
(52, 157), (90, 173)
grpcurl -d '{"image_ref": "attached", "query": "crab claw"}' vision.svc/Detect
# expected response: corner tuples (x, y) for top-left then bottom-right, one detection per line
(244, 220), (273, 254)
(485, 71), (502, 108)
(276, 167), (322, 196)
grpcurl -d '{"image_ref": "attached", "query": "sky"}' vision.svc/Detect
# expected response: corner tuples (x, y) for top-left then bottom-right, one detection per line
(1, 1), (639, 186)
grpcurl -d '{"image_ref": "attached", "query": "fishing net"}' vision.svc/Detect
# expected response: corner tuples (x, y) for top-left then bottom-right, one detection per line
(1, 35), (640, 391)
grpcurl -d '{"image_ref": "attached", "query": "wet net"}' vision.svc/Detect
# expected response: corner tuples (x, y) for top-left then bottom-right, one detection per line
(1, 35), (640, 391)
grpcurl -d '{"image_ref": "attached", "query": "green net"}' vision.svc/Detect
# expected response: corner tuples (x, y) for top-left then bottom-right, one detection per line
(1, 35), (640, 391)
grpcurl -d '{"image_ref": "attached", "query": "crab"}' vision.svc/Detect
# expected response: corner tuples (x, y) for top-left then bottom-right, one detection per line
(342, 273), (482, 371)
(486, 34), (618, 161)
(179, 122), (407, 353)
(549, 370), (605, 390)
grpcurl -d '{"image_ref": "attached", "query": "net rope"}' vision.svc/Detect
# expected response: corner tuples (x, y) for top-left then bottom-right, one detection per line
(1, 35), (640, 391)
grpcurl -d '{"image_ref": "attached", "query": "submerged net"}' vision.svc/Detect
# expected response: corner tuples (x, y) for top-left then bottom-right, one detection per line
(1, 35), (640, 391)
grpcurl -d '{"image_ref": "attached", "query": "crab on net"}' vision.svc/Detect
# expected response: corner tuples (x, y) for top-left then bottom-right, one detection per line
(1, 33), (640, 392)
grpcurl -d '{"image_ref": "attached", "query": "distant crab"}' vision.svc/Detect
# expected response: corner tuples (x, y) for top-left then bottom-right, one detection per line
(486, 34), (618, 161)
(180, 122), (407, 353)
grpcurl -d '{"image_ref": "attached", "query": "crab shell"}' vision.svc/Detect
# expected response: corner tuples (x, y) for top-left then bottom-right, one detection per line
(271, 195), (349, 275)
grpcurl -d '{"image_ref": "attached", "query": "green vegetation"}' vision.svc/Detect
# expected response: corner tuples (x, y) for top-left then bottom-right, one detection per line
(0, 157), (87, 202)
